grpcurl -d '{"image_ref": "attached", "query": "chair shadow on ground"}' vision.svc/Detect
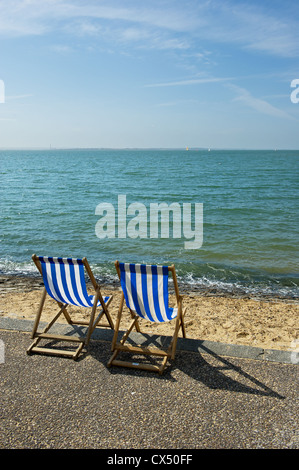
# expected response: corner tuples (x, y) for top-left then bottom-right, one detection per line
(87, 331), (285, 400)
(174, 344), (285, 399)
(31, 323), (285, 401)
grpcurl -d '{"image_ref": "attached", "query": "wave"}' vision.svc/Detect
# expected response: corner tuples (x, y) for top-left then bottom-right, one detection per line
(1, 257), (298, 301)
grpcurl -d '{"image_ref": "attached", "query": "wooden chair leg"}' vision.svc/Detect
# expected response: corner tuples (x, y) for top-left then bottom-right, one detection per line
(85, 290), (100, 346)
(181, 307), (187, 338)
(31, 287), (47, 339)
(111, 293), (124, 351)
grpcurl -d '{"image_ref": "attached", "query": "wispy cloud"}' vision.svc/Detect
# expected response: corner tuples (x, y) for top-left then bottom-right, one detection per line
(229, 85), (295, 120)
(189, 1), (299, 58)
(5, 94), (33, 101)
(0, 1), (196, 38)
(49, 44), (74, 54)
(145, 76), (232, 88)
(0, 1), (298, 58)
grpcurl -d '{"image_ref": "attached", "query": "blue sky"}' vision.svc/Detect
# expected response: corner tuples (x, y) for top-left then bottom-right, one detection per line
(0, 0), (298, 149)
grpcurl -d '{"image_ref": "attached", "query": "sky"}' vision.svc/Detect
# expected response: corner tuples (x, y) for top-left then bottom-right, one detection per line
(0, 0), (299, 149)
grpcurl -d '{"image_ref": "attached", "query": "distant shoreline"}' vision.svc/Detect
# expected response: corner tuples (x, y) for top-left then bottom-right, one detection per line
(1, 147), (299, 151)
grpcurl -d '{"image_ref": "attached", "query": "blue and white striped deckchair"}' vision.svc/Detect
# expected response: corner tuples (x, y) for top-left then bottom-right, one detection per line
(27, 255), (114, 360)
(119, 262), (178, 323)
(108, 261), (186, 374)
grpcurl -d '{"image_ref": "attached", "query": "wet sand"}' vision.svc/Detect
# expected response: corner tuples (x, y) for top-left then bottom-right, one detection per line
(0, 275), (298, 351)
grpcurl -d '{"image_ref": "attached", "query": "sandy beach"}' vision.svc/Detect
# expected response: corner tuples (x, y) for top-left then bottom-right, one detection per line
(0, 274), (298, 352)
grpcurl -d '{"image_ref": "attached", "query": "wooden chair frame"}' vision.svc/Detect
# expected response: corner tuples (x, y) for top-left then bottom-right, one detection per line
(108, 261), (186, 374)
(27, 254), (114, 360)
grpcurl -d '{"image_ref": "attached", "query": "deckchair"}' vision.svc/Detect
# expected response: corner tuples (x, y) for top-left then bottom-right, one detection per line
(27, 255), (114, 360)
(108, 261), (186, 374)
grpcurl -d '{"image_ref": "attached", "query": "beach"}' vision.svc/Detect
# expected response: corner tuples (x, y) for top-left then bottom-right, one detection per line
(1, 274), (298, 352)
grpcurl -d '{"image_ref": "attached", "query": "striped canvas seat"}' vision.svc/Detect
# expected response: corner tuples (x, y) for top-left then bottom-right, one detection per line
(118, 262), (177, 323)
(39, 256), (110, 308)
(108, 261), (186, 375)
(27, 254), (114, 360)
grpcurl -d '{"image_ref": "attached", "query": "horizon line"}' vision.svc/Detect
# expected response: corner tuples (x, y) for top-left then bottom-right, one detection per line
(0, 146), (298, 151)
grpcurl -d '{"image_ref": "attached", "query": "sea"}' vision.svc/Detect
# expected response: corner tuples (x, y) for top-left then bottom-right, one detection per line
(0, 148), (298, 300)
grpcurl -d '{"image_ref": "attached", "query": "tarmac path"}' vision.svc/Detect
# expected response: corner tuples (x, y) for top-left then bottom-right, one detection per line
(0, 328), (298, 451)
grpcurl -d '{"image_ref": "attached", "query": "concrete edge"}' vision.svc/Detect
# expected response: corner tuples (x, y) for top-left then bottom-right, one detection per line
(0, 316), (297, 365)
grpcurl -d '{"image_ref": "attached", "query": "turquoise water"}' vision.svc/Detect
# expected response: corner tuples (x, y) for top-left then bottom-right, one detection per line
(0, 148), (298, 299)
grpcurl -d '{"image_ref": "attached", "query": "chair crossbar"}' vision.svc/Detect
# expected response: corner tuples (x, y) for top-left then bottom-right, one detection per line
(29, 345), (84, 359)
(110, 360), (163, 373)
(34, 333), (84, 343)
(115, 343), (170, 357)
